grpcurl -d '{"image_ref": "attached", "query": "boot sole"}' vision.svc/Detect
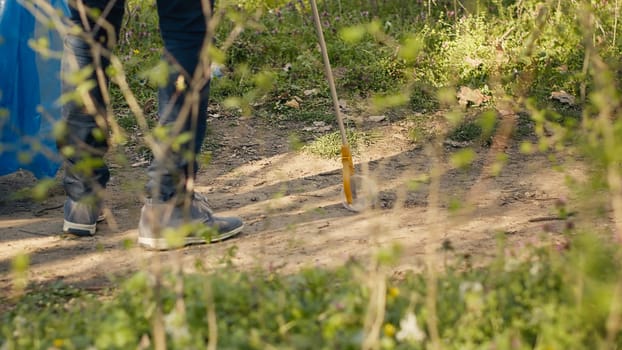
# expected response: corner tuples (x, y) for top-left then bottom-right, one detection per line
(138, 224), (244, 250)
(63, 220), (96, 236)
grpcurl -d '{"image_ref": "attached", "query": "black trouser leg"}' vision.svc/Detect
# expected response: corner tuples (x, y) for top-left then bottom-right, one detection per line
(145, 0), (213, 201)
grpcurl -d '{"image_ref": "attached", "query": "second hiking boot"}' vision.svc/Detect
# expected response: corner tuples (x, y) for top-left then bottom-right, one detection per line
(63, 197), (104, 236)
(137, 193), (243, 250)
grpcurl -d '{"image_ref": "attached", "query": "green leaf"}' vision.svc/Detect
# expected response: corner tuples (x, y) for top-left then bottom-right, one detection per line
(92, 128), (106, 142)
(477, 110), (497, 138)
(65, 66), (94, 85)
(253, 71), (275, 92)
(366, 20), (382, 36)
(339, 25), (366, 43)
(450, 148), (476, 169)
(371, 92), (409, 109)
(288, 133), (303, 151)
(445, 111), (463, 126)
(152, 125), (169, 141)
(223, 97), (243, 109)
(17, 152), (31, 165)
(60, 145), (76, 158)
(171, 132), (193, 152)
(407, 174), (430, 190)
(31, 179), (55, 201)
(490, 153), (508, 176)
(28, 36), (49, 53)
(520, 141), (534, 154)
(398, 35), (424, 63)
(437, 87), (456, 106)
(206, 46), (226, 65)
(12, 253), (29, 274)
(140, 60), (169, 88)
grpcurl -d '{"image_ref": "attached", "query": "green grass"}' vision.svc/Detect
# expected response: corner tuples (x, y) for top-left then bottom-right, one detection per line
(107, 0), (622, 129)
(302, 130), (376, 158)
(2, 234), (621, 349)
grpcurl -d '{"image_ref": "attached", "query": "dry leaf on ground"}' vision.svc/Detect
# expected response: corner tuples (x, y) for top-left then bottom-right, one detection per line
(457, 86), (489, 107)
(369, 115), (387, 122)
(285, 99), (300, 109)
(550, 90), (575, 105)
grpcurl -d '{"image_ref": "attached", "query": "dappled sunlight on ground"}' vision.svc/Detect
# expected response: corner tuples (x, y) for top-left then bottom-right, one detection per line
(0, 115), (589, 295)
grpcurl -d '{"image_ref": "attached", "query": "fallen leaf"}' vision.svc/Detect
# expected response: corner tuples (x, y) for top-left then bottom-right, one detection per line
(550, 90), (575, 105)
(457, 86), (488, 107)
(555, 65), (568, 73)
(285, 99), (300, 109)
(338, 99), (348, 111)
(131, 160), (150, 167)
(303, 124), (332, 132)
(304, 88), (319, 96)
(496, 108), (515, 117)
(313, 121), (327, 127)
(343, 114), (363, 123)
(443, 139), (471, 148)
(369, 115), (386, 122)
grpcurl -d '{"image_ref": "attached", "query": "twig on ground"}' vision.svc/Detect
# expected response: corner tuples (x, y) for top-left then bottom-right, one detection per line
(33, 204), (63, 216)
(18, 229), (52, 237)
(528, 211), (577, 222)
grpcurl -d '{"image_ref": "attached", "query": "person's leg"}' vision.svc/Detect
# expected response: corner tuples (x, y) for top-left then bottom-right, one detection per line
(138, 0), (243, 250)
(59, 0), (125, 235)
(145, 0), (212, 201)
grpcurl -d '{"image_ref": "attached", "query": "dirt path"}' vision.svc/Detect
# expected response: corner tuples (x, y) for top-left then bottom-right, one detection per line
(0, 110), (583, 295)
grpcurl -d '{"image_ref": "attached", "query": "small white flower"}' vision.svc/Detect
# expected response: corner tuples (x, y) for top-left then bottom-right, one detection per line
(396, 312), (426, 342)
(459, 281), (483, 297)
(164, 310), (190, 342)
(530, 262), (541, 276)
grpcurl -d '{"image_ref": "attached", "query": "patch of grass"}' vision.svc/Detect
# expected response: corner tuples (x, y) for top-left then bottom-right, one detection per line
(115, 112), (139, 130)
(514, 112), (535, 139)
(409, 84), (440, 112)
(302, 130), (375, 158)
(109, 0), (622, 129)
(447, 120), (483, 143)
(2, 234), (621, 349)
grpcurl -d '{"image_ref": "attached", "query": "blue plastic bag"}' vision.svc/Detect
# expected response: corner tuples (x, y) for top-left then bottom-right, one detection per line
(0, 0), (68, 179)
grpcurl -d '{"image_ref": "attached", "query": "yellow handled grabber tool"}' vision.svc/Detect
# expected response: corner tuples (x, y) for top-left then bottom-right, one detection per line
(309, 0), (359, 211)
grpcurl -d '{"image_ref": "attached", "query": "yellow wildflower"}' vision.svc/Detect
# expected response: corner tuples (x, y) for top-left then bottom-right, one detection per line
(53, 338), (64, 348)
(175, 75), (186, 92)
(383, 323), (396, 337)
(388, 286), (400, 298)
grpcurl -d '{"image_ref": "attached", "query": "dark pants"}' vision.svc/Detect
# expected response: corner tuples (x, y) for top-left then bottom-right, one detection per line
(59, 0), (213, 202)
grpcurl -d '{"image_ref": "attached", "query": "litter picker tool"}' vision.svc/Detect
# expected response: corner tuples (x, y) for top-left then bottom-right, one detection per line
(309, 0), (373, 211)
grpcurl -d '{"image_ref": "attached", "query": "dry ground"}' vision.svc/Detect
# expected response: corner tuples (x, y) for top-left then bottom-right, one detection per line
(0, 109), (588, 297)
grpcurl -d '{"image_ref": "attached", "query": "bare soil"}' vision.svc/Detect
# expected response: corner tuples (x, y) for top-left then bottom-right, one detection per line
(0, 108), (587, 297)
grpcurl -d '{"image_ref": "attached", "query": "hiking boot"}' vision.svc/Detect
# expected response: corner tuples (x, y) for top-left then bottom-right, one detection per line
(63, 197), (104, 236)
(137, 193), (244, 250)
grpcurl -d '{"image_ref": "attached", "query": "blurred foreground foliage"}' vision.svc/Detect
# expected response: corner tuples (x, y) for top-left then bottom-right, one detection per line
(3, 0), (622, 348)
(1, 234), (621, 349)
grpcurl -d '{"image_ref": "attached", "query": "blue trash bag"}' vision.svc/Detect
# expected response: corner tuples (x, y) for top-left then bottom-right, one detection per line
(0, 0), (69, 179)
